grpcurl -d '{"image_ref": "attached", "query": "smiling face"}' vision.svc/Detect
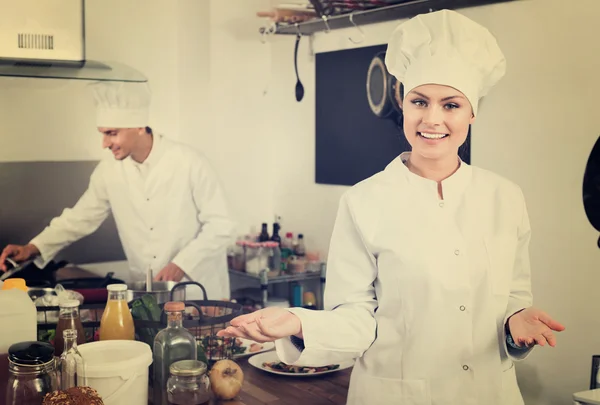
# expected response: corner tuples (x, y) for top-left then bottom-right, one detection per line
(401, 84), (475, 163)
(99, 127), (145, 160)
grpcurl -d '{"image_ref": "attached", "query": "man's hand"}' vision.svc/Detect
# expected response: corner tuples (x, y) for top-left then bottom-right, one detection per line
(0, 244), (40, 271)
(153, 262), (185, 282)
(508, 307), (565, 348)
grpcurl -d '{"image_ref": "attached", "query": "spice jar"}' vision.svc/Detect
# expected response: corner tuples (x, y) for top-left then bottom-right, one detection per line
(231, 240), (246, 271)
(6, 341), (59, 405)
(167, 360), (211, 405)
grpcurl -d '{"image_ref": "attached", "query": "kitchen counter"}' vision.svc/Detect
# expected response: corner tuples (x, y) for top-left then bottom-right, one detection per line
(210, 357), (351, 405)
(150, 356), (351, 405)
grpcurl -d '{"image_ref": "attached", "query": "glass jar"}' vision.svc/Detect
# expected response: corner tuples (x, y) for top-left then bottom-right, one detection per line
(244, 243), (261, 274)
(231, 240), (246, 271)
(6, 341), (59, 405)
(54, 300), (86, 354)
(167, 360), (211, 405)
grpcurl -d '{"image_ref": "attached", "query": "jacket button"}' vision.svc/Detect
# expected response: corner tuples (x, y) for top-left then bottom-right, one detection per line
(459, 305), (466, 311)
(454, 249), (460, 255)
(439, 201), (444, 208)
(463, 365), (469, 371)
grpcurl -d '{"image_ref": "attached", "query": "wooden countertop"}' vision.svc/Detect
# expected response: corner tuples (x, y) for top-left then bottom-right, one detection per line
(212, 357), (351, 405)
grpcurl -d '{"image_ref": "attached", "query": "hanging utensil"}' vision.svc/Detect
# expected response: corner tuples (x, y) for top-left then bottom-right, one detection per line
(294, 34), (305, 102)
(146, 266), (153, 292)
(0, 258), (32, 281)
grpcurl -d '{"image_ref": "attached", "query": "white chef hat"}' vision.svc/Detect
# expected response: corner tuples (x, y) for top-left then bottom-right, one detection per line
(384, 9), (506, 116)
(89, 81), (151, 128)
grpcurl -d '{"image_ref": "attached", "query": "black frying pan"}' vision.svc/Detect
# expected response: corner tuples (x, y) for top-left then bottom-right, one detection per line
(582, 135), (600, 247)
(366, 51), (403, 120)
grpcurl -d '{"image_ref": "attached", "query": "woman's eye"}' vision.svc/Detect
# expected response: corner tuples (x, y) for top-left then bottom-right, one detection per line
(445, 103), (460, 109)
(411, 100), (427, 107)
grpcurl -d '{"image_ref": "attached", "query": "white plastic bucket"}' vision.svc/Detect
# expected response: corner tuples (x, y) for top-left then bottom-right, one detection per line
(78, 340), (153, 405)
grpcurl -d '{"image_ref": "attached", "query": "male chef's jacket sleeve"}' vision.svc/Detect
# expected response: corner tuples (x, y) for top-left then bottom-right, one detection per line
(171, 155), (236, 281)
(30, 161), (111, 268)
(274, 192), (378, 366)
(502, 187), (534, 360)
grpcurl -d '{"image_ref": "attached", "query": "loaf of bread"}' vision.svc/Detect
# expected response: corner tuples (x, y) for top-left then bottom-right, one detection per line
(43, 387), (104, 405)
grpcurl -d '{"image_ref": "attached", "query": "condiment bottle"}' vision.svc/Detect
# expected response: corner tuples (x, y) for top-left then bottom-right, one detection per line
(58, 329), (86, 389)
(54, 300), (85, 354)
(99, 284), (135, 341)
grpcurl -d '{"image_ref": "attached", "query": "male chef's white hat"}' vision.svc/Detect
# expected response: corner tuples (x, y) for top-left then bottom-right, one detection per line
(89, 81), (151, 128)
(384, 9), (506, 116)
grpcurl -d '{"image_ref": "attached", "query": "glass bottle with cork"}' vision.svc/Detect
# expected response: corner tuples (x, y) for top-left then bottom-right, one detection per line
(58, 329), (86, 389)
(54, 300), (85, 355)
(153, 301), (198, 405)
(99, 284), (135, 341)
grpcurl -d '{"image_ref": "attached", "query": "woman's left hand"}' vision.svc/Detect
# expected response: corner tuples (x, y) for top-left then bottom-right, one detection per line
(508, 307), (565, 348)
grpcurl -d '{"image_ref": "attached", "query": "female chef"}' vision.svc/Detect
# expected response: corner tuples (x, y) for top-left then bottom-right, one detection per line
(218, 9), (565, 405)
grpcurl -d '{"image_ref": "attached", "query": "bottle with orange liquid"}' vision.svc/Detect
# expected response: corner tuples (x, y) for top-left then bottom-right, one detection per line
(99, 284), (135, 341)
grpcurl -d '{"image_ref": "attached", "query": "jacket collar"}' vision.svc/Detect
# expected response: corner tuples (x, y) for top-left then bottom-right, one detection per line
(387, 151), (472, 201)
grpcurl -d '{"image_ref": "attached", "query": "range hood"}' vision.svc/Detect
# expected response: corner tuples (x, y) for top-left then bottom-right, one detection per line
(0, 0), (146, 82)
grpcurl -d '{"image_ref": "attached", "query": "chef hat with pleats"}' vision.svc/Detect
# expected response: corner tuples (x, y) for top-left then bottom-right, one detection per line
(384, 9), (506, 116)
(88, 81), (151, 128)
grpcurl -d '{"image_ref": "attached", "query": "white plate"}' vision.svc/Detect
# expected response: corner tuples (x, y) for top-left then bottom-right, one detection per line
(233, 338), (275, 359)
(248, 351), (354, 377)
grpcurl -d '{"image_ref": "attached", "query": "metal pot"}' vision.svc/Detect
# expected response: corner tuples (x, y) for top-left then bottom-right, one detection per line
(27, 287), (56, 302)
(126, 281), (186, 304)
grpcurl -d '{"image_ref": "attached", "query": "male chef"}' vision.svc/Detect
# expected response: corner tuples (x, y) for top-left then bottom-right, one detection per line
(0, 81), (236, 299)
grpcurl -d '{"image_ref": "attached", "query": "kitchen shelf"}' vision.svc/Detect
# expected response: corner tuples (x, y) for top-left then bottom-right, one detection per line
(229, 267), (326, 309)
(229, 269), (322, 285)
(259, 0), (516, 36)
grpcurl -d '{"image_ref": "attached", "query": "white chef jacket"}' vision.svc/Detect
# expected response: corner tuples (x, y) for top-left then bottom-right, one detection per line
(31, 134), (236, 300)
(275, 152), (533, 405)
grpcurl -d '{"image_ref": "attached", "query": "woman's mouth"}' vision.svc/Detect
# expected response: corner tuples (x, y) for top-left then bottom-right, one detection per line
(418, 132), (448, 140)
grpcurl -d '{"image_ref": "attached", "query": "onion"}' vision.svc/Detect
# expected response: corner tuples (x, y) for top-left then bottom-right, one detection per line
(209, 359), (244, 400)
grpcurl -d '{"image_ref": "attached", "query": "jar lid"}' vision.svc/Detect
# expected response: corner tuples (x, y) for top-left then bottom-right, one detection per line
(107, 284), (127, 292)
(60, 299), (80, 308)
(164, 301), (185, 312)
(170, 360), (207, 377)
(8, 341), (55, 365)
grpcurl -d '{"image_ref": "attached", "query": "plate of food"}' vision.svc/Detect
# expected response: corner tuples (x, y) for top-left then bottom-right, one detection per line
(233, 338), (274, 358)
(198, 336), (274, 361)
(248, 351), (354, 377)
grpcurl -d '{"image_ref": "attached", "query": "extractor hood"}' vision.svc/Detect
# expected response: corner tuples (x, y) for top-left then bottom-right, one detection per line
(0, 0), (146, 82)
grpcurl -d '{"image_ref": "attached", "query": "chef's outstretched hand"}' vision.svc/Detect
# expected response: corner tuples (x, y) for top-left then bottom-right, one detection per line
(0, 244), (40, 271)
(217, 307), (302, 343)
(508, 307), (565, 348)
(153, 262), (185, 282)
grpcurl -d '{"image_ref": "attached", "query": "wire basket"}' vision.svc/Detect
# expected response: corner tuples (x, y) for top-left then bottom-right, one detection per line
(134, 299), (245, 364)
(36, 281), (246, 365)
